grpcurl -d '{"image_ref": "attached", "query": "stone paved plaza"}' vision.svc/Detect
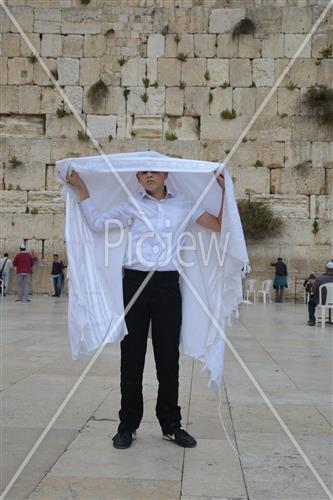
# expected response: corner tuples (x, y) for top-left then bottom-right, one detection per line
(1, 295), (332, 500)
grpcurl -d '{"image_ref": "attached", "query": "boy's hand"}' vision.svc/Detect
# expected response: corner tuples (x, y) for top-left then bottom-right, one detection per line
(214, 170), (225, 191)
(66, 170), (83, 187)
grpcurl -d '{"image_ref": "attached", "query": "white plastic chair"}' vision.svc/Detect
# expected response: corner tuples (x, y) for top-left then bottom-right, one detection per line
(257, 279), (273, 303)
(318, 283), (333, 328)
(245, 279), (257, 302)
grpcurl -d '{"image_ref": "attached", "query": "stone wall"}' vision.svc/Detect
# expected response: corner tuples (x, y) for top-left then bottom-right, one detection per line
(0, 0), (332, 297)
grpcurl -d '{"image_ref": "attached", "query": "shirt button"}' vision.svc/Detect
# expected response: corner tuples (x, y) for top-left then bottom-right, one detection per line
(152, 245), (159, 254)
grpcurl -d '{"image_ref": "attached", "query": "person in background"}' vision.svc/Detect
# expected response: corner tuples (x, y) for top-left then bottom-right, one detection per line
(51, 253), (65, 297)
(13, 245), (34, 303)
(308, 262), (333, 326)
(0, 253), (13, 296)
(271, 257), (288, 303)
(303, 272), (316, 302)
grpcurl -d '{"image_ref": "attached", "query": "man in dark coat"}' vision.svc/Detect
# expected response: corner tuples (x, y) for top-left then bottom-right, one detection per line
(308, 262), (333, 326)
(271, 257), (288, 303)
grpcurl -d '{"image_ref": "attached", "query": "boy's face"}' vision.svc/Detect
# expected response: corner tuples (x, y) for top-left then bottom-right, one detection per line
(136, 171), (168, 192)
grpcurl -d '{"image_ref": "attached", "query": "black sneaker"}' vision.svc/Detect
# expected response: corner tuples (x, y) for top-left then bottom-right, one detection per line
(307, 319), (315, 326)
(163, 428), (197, 448)
(112, 430), (136, 449)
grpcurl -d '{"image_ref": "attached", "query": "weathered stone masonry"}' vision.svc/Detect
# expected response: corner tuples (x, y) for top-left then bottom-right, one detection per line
(0, 0), (332, 295)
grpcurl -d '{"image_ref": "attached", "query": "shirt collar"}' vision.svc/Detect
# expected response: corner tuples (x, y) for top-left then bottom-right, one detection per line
(139, 186), (175, 200)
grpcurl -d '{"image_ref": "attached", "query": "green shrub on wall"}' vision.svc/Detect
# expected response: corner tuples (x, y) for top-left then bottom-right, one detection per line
(238, 200), (283, 241)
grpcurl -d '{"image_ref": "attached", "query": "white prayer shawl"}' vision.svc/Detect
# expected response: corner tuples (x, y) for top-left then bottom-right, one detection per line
(56, 151), (249, 391)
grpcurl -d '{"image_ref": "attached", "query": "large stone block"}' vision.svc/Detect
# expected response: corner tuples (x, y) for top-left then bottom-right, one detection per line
(163, 116), (199, 141)
(146, 58), (157, 85)
(30, 139), (51, 166)
(121, 58), (146, 86)
(184, 87), (209, 117)
(0, 190), (27, 213)
(132, 116), (162, 139)
(216, 34), (237, 58)
(45, 114), (83, 139)
(0, 114), (44, 137)
(285, 140), (312, 169)
(147, 34), (165, 58)
(279, 167), (326, 196)
(209, 8), (246, 34)
(145, 88), (165, 115)
(311, 142), (333, 168)
(292, 116), (330, 142)
(86, 115), (116, 140)
(62, 9), (103, 35)
(285, 35), (311, 58)
(80, 58), (101, 85)
(58, 58), (80, 85)
(231, 166), (270, 196)
(8, 58), (33, 85)
(34, 8), (61, 33)
(64, 86), (83, 114)
(18, 86), (41, 114)
(277, 88), (300, 115)
(41, 34), (63, 58)
(289, 59), (318, 87)
(257, 140), (285, 167)
(238, 35), (261, 58)
(33, 58), (57, 86)
(190, 5), (209, 33)
(41, 87), (63, 113)
(262, 34), (285, 59)
(207, 59), (229, 87)
(228, 141), (257, 166)
(84, 34), (106, 57)
(0, 57), (7, 85)
(194, 34), (216, 58)
(115, 115), (133, 140)
(4, 163), (46, 191)
(233, 87), (256, 116)
(253, 194), (309, 219)
(1, 34), (20, 56)
(252, 116), (291, 141)
(63, 35), (84, 57)
(12, 213), (55, 240)
(282, 7), (312, 34)
(311, 33), (329, 58)
(105, 87), (126, 115)
(126, 87), (146, 115)
(28, 191), (64, 214)
(209, 87), (232, 115)
(157, 58), (181, 86)
(201, 116), (248, 141)
(181, 58), (206, 86)
(316, 59), (332, 87)
(255, 87), (277, 116)
(20, 33), (41, 58)
(252, 59), (275, 87)
(165, 34), (194, 58)
(229, 59), (251, 87)
(247, 7), (282, 34)
(165, 87), (184, 116)
(3, 6), (33, 33)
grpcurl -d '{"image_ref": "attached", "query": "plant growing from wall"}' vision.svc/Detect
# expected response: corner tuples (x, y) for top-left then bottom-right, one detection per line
(319, 44), (332, 58)
(232, 18), (256, 39)
(176, 53), (187, 62)
(9, 156), (23, 168)
(286, 81), (297, 90)
(56, 101), (73, 118)
(28, 53), (37, 63)
(87, 79), (109, 107)
(80, 0), (91, 4)
(220, 108), (236, 119)
(305, 86), (333, 125)
(165, 131), (177, 141)
(77, 130), (89, 141)
(140, 92), (149, 103)
(118, 57), (126, 66)
(152, 80), (158, 88)
(254, 160), (264, 167)
(104, 28), (115, 36)
(312, 219), (320, 234)
(161, 25), (169, 35)
(30, 208), (39, 215)
(174, 34), (181, 44)
(237, 199), (283, 240)
(204, 70), (210, 81)
(179, 80), (186, 89)
(142, 78), (150, 88)
(208, 92), (213, 104)
(220, 81), (230, 89)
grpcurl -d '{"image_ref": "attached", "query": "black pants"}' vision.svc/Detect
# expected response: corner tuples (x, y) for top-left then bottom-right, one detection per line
(308, 297), (316, 321)
(119, 269), (182, 434)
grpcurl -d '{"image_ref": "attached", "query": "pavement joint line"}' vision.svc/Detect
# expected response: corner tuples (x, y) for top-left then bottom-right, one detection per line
(1, 1), (332, 499)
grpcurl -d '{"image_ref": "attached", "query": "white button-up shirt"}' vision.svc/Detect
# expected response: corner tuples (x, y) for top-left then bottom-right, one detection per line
(80, 188), (205, 271)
